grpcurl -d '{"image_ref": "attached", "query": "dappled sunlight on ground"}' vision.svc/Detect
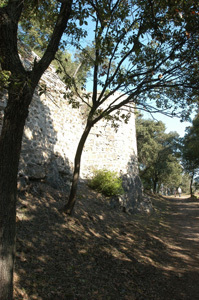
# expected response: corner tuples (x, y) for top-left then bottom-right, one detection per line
(14, 183), (199, 300)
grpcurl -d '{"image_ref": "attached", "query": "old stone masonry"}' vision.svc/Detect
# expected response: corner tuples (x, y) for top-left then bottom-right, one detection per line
(0, 48), (152, 213)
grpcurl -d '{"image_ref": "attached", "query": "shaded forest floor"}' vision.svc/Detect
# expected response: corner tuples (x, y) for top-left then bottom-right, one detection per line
(14, 182), (199, 300)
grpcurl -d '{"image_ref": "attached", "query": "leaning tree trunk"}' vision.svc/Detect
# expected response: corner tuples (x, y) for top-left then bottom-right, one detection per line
(63, 120), (93, 215)
(0, 84), (33, 300)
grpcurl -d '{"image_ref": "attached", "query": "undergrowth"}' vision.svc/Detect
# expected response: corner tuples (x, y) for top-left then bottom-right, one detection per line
(88, 169), (124, 197)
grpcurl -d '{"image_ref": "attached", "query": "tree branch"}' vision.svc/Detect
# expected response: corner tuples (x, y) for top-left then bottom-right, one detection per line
(0, 0), (25, 73)
(31, 0), (73, 86)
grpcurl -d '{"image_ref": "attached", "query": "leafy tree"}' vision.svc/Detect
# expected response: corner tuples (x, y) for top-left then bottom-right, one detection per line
(136, 114), (182, 192)
(0, 1), (199, 296)
(182, 113), (199, 195)
(181, 172), (192, 194)
(63, 0), (199, 214)
(158, 154), (182, 191)
(0, 1), (76, 298)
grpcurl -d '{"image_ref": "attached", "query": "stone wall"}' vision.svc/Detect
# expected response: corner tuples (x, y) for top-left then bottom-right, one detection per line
(0, 50), (149, 213)
(0, 51), (138, 183)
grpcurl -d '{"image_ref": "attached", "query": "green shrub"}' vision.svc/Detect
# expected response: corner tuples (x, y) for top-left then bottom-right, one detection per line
(88, 169), (124, 197)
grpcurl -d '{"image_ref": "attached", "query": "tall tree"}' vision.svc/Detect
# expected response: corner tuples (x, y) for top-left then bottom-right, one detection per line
(181, 172), (192, 194)
(0, 1), (75, 299)
(182, 113), (199, 195)
(136, 115), (182, 192)
(63, 0), (199, 213)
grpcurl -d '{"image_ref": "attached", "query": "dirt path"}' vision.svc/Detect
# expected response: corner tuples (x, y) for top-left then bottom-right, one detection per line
(156, 195), (199, 299)
(14, 184), (199, 300)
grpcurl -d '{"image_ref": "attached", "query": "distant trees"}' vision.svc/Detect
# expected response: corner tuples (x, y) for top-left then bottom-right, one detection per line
(136, 112), (199, 196)
(181, 173), (192, 194)
(182, 114), (199, 195)
(136, 114), (182, 193)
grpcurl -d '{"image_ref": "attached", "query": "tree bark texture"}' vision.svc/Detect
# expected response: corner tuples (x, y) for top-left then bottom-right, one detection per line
(153, 179), (157, 194)
(0, 3), (29, 299)
(0, 1), (73, 298)
(64, 121), (93, 215)
(0, 84), (33, 300)
(190, 173), (194, 197)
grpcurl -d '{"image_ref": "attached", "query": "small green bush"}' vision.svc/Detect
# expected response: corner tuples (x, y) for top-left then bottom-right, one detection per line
(88, 169), (124, 197)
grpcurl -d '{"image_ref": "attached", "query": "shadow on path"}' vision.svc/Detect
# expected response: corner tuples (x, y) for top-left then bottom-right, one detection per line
(14, 185), (199, 300)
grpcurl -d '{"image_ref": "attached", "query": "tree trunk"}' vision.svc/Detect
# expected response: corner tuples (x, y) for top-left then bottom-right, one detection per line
(0, 85), (33, 300)
(63, 120), (93, 215)
(0, 1), (73, 296)
(153, 179), (157, 193)
(190, 172), (194, 197)
(0, 1), (73, 297)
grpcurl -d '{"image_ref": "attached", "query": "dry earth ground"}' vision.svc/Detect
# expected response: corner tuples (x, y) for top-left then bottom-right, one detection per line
(14, 182), (199, 300)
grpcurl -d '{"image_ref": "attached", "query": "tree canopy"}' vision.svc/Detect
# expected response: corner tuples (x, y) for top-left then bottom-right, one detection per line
(182, 113), (199, 195)
(136, 114), (182, 192)
(182, 113), (199, 169)
(15, 0), (90, 91)
(65, 0), (199, 119)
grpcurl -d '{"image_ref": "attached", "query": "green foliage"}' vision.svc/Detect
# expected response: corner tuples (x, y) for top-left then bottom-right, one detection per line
(0, 0), (7, 7)
(88, 169), (124, 197)
(136, 113), (182, 192)
(53, 47), (93, 91)
(181, 113), (199, 194)
(68, 0), (199, 126)
(0, 70), (11, 91)
(19, 0), (59, 52)
(181, 173), (191, 194)
(16, 0), (91, 94)
(7, 0), (199, 120)
(182, 113), (199, 172)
